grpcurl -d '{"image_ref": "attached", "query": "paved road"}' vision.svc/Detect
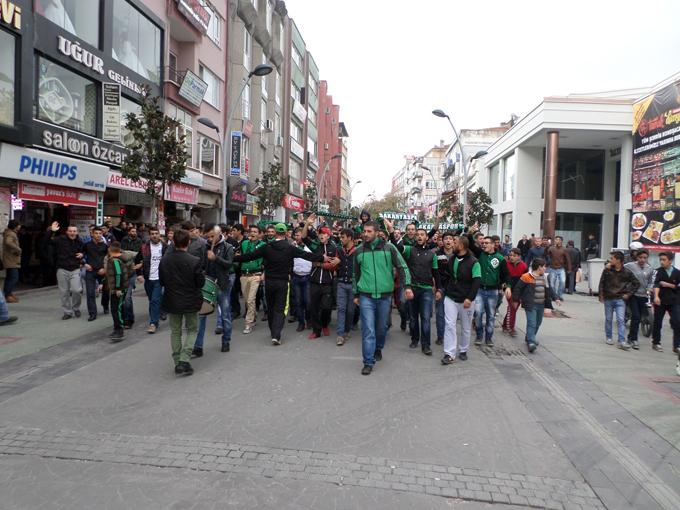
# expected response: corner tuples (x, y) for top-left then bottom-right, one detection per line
(0, 287), (678, 509)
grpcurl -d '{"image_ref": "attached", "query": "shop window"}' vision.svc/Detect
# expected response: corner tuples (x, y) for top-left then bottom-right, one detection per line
(120, 96), (141, 147)
(112, 0), (161, 84)
(35, 0), (100, 47)
(549, 148), (605, 201)
(200, 136), (219, 175)
(503, 153), (516, 201)
(37, 58), (97, 136)
(199, 64), (220, 109)
(0, 31), (15, 126)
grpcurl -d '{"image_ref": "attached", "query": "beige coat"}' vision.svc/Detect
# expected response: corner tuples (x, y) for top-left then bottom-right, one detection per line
(2, 229), (21, 269)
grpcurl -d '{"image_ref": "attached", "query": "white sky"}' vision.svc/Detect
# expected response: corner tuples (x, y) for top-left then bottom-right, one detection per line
(284, 0), (680, 203)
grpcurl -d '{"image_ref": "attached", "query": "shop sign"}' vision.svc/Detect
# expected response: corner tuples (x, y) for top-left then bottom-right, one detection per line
(102, 83), (121, 142)
(292, 99), (307, 122)
(230, 131), (242, 176)
(180, 169), (204, 188)
(107, 170), (161, 193)
(0, 0), (21, 30)
(245, 193), (259, 216)
(282, 194), (305, 212)
(119, 189), (154, 208)
(229, 188), (247, 207)
(178, 70), (208, 107)
(176, 0), (211, 34)
(165, 181), (198, 204)
(34, 120), (130, 168)
(10, 193), (23, 211)
(0, 143), (108, 191)
(18, 181), (99, 207)
(290, 139), (304, 160)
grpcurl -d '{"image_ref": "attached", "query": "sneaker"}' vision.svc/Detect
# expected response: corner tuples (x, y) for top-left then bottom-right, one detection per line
(62, 314), (72, 320)
(409, 341), (418, 349)
(631, 341), (640, 350)
(296, 324), (305, 332)
(336, 335), (345, 346)
(618, 342), (631, 351)
(160, 313), (167, 321)
(215, 327), (223, 335)
(441, 354), (454, 365)
(74, 310), (81, 318)
(110, 330), (125, 343)
(243, 326), (253, 334)
(605, 338), (614, 345)
(485, 339), (494, 347)
(261, 314), (268, 322)
(221, 344), (230, 352)
(175, 361), (193, 376)
(0, 316), (18, 326)
(528, 342), (537, 353)
(435, 338), (443, 345)
(458, 352), (468, 361)
(191, 347), (203, 358)
(422, 346), (432, 356)
(343, 333), (351, 341)
(374, 349), (382, 361)
(308, 332), (321, 340)
(87, 315), (97, 322)
(361, 364), (372, 375)
(673, 347), (679, 354)
(5, 295), (18, 303)
(102, 307), (109, 314)
(124, 323), (133, 330)
(322, 327), (330, 337)
(271, 338), (281, 346)
(474, 338), (482, 346)
(652, 343), (663, 352)
(147, 324), (157, 334)
(509, 330), (517, 338)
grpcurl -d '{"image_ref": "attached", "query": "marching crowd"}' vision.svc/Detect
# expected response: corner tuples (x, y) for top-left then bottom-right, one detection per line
(2, 212), (680, 376)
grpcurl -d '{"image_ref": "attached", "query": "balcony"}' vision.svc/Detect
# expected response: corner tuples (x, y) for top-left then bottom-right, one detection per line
(252, 12), (272, 48)
(237, 0), (258, 28)
(163, 66), (203, 115)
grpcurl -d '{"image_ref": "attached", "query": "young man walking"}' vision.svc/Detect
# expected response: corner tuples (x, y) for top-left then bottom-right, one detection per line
(234, 223), (323, 345)
(598, 251), (639, 350)
(353, 221), (412, 375)
(50, 222), (85, 320)
(503, 248), (528, 336)
(546, 236), (572, 301)
(2, 220), (21, 303)
(652, 251), (680, 353)
(105, 242), (130, 342)
(238, 226), (266, 334)
(624, 249), (654, 349)
(134, 226), (167, 333)
(83, 226), (108, 321)
(291, 228), (312, 332)
(159, 229), (205, 376)
(121, 225), (142, 327)
(335, 228), (356, 346)
(441, 236), (481, 364)
(434, 232), (457, 345)
(512, 258), (560, 352)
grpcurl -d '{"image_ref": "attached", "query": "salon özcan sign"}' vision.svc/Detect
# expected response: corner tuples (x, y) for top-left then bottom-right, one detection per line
(57, 35), (144, 95)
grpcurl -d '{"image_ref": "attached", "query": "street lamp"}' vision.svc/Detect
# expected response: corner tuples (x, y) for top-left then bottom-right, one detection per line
(318, 152), (343, 210)
(199, 63), (274, 223)
(348, 179), (362, 212)
(432, 108), (487, 226)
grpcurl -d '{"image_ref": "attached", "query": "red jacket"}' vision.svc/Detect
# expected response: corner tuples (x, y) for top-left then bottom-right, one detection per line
(506, 260), (528, 289)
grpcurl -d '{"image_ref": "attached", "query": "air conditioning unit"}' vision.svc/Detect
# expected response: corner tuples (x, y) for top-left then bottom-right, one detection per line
(276, 135), (284, 147)
(324, 143), (329, 150)
(264, 119), (274, 132)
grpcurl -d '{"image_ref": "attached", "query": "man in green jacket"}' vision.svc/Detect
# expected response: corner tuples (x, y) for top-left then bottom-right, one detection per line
(353, 221), (412, 375)
(239, 225), (266, 334)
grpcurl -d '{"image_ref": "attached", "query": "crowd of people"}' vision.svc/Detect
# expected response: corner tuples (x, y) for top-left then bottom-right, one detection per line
(2, 214), (679, 377)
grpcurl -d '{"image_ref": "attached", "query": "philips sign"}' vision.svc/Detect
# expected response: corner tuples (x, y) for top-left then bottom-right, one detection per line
(0, 144), (108, 191)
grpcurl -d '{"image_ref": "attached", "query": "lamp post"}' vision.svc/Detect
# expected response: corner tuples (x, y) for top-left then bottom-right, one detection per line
(348, 179), (362, 213)
(199, 63), (273, 223)
(432, 109), (487, 226)
(318, 152), (342, 210)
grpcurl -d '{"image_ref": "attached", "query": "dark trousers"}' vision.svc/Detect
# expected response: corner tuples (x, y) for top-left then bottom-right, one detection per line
(309, 282), (333, 334)
(652, 303), (680, 349)
(264, 278), (289, 341)
(566, 271), (576, 294)
(231, 272), (242, 316)
(628, 295), (648, 342)
(84, 271), (100, 317)
(101, 280), (110, 310)
(110, 290), (126, 331)
(3, 267), (19, 296)
(409, 287), (433, 348)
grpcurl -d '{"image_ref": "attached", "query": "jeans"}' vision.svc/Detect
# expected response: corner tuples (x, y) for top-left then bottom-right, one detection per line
(194, 315), (207, 348)
(291, 274), (310, 327)
(359, 295), (391, 366)
(3, 267), (19, 296)
(202, 274), (235, 346)
(169, 312), (198, 365)
(0, 289), (9, 321)
(124, 274), (136, 324)
(409, 287), (433, 348)
(525, 305), (544, 346)
(548, 267), (566, 300)
(144, 279), (163, 326)
(435, 298), (445, 341)
(628, 295), (648, 342)
(604, 299), (626, 342)
(84, 271), (100, 317)
(56, 268), (82, 315)
(474, 289), (498, 341)
(652, 302), (680, 349)
(443, 297), (474, 357)
(336, 281), (354, 336)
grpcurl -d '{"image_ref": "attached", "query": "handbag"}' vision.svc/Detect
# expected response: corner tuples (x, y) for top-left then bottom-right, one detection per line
(575, 268), (582, 283)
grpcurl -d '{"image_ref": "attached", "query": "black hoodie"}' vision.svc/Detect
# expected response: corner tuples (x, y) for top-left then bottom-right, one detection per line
(234, 238), (323, 281)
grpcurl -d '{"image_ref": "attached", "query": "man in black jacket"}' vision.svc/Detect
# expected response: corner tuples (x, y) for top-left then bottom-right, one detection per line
(652, 251), (680, 353)
(159, 229), (205, 376)
(440, 236), (481, 364)
(134, 227), (167, 334)
(50, 221), (84, 320)
(83, 226), (108, 321)
(434, 231), (457, 345)
(234, 223), (324, 345)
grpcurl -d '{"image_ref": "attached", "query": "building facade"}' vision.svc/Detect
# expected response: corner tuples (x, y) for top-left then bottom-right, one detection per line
(316, 80), (348, 211)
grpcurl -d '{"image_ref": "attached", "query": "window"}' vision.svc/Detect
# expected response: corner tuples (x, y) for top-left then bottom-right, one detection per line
(260, 98), (268, 130)
(503, 153), (516, 201)
(206, 6), (221, 46)
(36, 0), (99, 47)
(292, 45), (302, 69)
(200, 136), (219, 175)
(0, 31), (15, 126)
(275, 71), (281, 105)
(260, 54), (268, 98)
(308, 107), (316, 126)
(251, 0), (257, 10)
(168, 52), (178, 83)
(488, 163), (500, 203)
(307, 136), (316, 156)
(274, 111), (281, 140)
(242, 82), (251, 118)
(199, 65), (220, 108)
(309, 77), (318, 95)
(120, 97), (141, 147)
(243, 28), (251, 71)
(290, 121), (302, 143)
(501, 213), (513, 238)
(167, 104), (194, 167)
(260, 146), (266, 177)
(292, 83), (301, 102)
(112, 0), (161, 83)
(289, 157), (302, 179)
(265, 0), (272, 32)
(279, 21), (284, 54)
(552, 148), (605, 200)
(37, 58), (97, 135)
(426, 181), (436, 190)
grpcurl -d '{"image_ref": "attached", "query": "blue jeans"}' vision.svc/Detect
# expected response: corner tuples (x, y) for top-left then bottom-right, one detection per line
(525, 305), (544, 346)
(124, 274), (136, 324)
(475, 289), (498, 341)
(409, 287), (433, 347)
(3, 267), (19, 296)
(291, 274), (310, 327)
(84, 271), (100, 317)
(604, 299), (626, 342)
(0, 289), (9, 321)
(436, 298), (445, 341)
(144, 279), (162, 326)
(360, 295), (391, 366)
(548, 267), (566, 300)
(194, 315), (207, 348)
(196, 274), (234, 348)
(336, 282), (354, 336)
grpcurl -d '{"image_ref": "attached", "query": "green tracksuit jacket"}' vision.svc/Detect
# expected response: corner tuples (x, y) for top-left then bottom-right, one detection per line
(353, 238), (411, 298)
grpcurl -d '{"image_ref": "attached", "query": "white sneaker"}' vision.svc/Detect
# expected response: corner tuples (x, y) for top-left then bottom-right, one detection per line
(618, 342), (631, 351)
(271, 338), (281, 345)
(243, 326), (252, 334)
(605, 338), (614, 345)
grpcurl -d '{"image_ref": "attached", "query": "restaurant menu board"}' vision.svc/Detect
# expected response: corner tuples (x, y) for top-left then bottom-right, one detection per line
(631, 79), (680, 250)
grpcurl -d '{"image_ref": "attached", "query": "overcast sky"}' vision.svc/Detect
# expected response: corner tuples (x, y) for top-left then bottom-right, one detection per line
(284, 0), (680, 203)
